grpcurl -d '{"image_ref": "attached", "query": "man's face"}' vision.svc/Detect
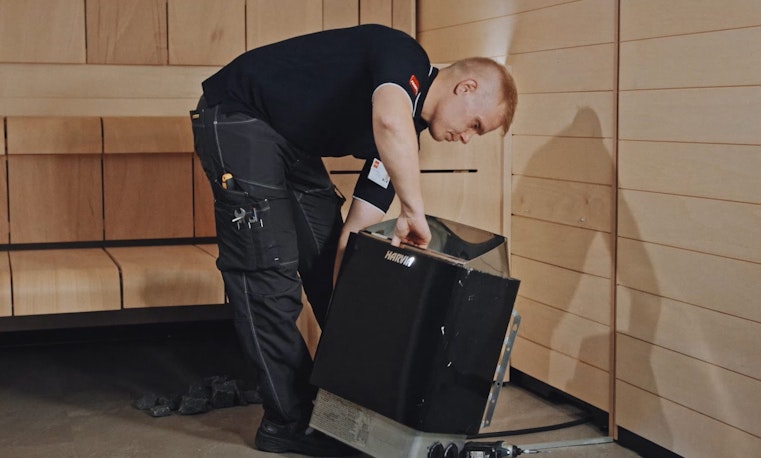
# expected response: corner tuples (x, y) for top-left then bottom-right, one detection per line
(428, 82), (503, 144)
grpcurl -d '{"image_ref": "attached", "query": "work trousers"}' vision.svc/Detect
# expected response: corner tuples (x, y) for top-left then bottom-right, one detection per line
(190, 97), (344, 425)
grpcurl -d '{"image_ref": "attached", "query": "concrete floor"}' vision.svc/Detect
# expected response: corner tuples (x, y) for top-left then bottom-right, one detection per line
(0, 321), (641, 457)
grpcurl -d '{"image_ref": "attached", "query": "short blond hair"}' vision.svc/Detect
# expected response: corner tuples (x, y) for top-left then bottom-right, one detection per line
(449, 57), (518, 134)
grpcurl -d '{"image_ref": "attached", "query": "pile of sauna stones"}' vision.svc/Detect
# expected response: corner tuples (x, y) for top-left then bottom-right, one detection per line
(133, 375), (262, 417)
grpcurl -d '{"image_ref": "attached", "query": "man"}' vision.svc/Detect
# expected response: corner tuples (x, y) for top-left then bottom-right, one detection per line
(190, 24), (517, 456)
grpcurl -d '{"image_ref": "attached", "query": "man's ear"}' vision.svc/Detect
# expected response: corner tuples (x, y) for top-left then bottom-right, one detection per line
(454, 78), (478, 95)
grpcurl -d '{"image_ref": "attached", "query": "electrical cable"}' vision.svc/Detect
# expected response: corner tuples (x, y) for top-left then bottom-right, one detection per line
(466, 415), (592, 439)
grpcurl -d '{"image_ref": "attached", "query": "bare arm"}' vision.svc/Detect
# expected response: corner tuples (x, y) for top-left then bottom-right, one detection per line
(371, 84), (431, 249)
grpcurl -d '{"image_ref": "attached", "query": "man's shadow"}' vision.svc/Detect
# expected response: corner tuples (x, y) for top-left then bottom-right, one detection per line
(510, 106), (671, 447)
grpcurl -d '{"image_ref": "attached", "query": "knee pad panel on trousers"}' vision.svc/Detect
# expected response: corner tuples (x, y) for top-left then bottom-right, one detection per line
(214, 186), (298, 272)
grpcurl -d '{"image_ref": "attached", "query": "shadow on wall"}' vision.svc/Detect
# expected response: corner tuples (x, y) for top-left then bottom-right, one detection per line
(511, 106), (671, 447)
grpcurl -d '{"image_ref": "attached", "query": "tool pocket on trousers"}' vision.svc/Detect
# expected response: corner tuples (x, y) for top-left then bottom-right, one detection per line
(214, 190), (282, 272)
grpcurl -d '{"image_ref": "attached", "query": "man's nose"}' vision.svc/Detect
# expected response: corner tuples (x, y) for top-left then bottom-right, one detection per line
(460, 131), (473, 144)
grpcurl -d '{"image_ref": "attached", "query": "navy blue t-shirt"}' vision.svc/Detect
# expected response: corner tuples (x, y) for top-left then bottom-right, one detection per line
(201, 24), (437, 213)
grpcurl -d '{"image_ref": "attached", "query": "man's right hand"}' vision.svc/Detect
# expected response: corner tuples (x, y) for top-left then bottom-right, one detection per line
(391, 212), (431, 249)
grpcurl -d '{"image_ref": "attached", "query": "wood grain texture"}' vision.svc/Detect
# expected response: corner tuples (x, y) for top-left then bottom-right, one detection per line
(392, 0), (415, 36)
(103, 117), (193, 154)
(323, 0), (358, 30)
(103, 155), (194, 240)
(0, 0), (86, 63)
(512, 176), (611, 232)
(617, 334), (761, 438)
(0, 253), (11, 317)
(616, 381), (761, 458)
(168, 0), (246, 66)
(418, 0), (571, 32)
(8, 155), (104, 243)
(512, 136), (614, 185)
(620, 0), (761, 41)
(619, 141), (761, 204)
(619, 87), (761, 145)
(616, 238), (761, 323)
(512, 255), (610, 325)
(418, 0), (615, 61)
(620, 27), (761, 90)
(512, 216), (612, 278)
(6, 117), (101, 155)
(512, 336), (609, 410)
(617, 286), (761, 380)
(107, 245), (224, 308)
(86, 0), (168, 65)
(193, 155), (216, 237)
(515, 296), (610, 371)
(10, 249), (121, 315)
(507, 44), (616, 94)
(619, 189), (761, 264)
(360, 0), (392, 26)
(247, 0), (323, 49)
(511, 94), (615, 139)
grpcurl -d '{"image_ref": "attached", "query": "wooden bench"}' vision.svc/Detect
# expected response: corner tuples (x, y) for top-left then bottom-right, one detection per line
(0, 116), (224, 319)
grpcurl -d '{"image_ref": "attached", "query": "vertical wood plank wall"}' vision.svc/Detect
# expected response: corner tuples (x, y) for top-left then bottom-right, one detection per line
(419, 0), (761, 456)
(615, 1), (761, 456)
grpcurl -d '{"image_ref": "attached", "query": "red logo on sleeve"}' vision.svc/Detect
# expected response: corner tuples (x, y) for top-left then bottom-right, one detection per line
(409, 75), (420, 95)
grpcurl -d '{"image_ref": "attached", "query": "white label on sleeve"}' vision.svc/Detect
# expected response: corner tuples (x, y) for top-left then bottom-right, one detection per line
(368, 158), (390, 189)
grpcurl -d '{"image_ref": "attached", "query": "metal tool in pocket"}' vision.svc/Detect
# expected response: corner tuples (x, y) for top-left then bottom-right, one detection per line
(232, 207), (262, 229)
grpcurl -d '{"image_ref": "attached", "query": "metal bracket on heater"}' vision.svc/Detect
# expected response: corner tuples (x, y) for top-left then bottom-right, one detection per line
(482, 309), (521, 428)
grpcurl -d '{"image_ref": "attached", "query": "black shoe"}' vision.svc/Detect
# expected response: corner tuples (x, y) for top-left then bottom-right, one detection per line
(254, 418), (360, 456)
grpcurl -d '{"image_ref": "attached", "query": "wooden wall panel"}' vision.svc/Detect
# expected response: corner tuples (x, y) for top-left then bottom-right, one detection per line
(6, 117), (104, 243)
(0, 63), (210, 117)
(323, 0), (358, 30)
(10, 249), (121, 315)
(512, 176), (610, 232)
(507, 44), (615, 94)
(619, 87), (761, 145)
(418, 0), (615, 62)
(511, 94), (615, 138)
(86, 0), (168, 65)
(6, 117), (101, 155)
(619, 190), (761, 264)
(360, 0), (392, 26)
(168, 0), (246, 66)
(512, 136), (614, 185)
(619, 0), (761, 41)
(512, 217), (612, 278)
(247, 0), (323, 49)
(193, 155), (216, 237)
(616, 382), (761, 458)
(617, 286), (761, 381)
(512, 256), (610, 326)
(619, 141), (761, 204)
(103, 155), (194, 240)
(103, 117), (193, 154)
(0, 0), (86, 63)
(512, 337), (609, 410)
(617, 238), (761, 323)
(515, 296), (610, 371)
(0, 253), (11, 317)
(418, 0), (568, 31)
(392, 0), (415, 36)
(617, 334), (761, 438)
(8, 155), (104, 244)
(620, 28), (761, 91)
